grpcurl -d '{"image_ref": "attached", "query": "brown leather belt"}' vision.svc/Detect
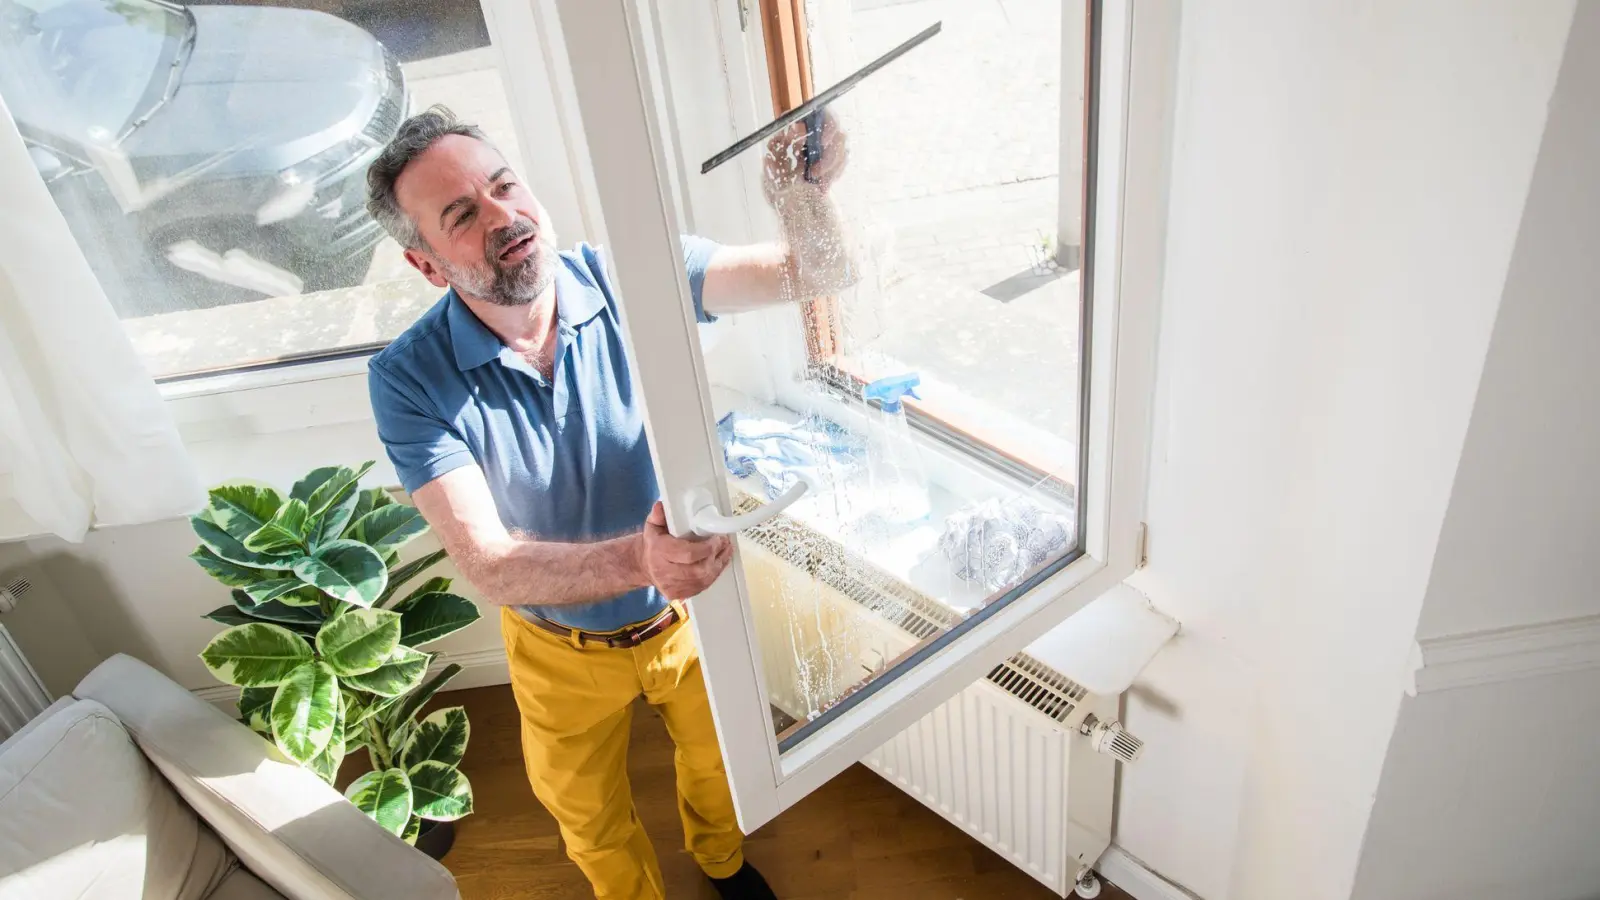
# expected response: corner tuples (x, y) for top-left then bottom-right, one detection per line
(523, 605), (682, 649)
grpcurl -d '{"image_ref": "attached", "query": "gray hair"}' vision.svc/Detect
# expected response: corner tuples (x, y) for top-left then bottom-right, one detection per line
(365, 105), (493, 249)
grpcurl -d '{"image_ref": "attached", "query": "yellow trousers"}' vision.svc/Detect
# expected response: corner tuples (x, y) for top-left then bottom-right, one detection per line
(500, 607), (743, 899)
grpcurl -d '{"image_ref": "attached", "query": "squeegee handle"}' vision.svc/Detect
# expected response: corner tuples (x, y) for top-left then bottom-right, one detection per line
(802, 109), (825, 183)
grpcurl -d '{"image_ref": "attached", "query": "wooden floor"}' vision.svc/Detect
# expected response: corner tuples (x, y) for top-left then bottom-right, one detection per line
(433, 685), (1133, 900)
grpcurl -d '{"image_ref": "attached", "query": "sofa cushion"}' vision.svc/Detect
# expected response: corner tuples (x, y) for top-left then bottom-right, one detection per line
(0, 699), (231, 900)
(206, 868), (286, 900)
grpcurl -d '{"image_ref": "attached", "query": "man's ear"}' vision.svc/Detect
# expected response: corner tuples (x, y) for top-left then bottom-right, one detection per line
(403, 247), (450, 288)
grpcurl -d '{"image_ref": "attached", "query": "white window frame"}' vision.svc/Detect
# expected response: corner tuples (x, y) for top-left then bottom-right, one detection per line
(547, 0), (1177, 831)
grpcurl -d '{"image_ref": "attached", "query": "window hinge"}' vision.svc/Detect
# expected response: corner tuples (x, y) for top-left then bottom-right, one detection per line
(1136, 522), (1150, 569)
(737, 0), (751, 32)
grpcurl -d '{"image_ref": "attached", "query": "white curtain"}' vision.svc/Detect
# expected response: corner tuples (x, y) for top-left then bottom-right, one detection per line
(0, 94), (203, 543)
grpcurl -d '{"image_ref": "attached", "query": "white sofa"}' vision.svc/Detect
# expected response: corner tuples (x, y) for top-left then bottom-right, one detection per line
(0, 654), (459, 900)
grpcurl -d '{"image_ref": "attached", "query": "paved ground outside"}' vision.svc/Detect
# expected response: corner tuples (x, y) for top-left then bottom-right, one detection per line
(815, 0), (1085, 456)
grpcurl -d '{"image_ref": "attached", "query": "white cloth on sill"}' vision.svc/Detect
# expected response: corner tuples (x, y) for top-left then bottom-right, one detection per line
(0, 93), (203, 542)
(939, 497), (1073, 592)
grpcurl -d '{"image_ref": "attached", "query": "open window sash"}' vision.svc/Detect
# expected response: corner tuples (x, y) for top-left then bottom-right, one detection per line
(544, 0), (1173, 832)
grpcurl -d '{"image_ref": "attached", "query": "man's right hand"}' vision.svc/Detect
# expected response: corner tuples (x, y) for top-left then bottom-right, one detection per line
(638, 501), (733, 600)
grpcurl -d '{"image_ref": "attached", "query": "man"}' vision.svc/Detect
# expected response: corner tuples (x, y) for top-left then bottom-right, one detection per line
(363, 105), (850, 900)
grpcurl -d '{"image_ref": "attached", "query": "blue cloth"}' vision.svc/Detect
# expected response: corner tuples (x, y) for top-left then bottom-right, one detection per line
(716, 411), (863, 499)
(368, 237), (722, 631)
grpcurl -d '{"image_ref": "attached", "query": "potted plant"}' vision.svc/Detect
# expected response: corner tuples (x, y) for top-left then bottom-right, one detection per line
(190, 461), (480, 855)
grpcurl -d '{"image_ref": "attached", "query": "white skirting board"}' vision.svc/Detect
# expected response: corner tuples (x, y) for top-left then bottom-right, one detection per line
(1098, 846), (1202, 900)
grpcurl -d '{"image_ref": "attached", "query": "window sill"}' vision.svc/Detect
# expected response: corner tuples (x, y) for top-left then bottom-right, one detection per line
(139, 277), (437, 383)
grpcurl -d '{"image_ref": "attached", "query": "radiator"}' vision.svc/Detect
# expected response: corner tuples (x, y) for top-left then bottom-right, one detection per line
(0, 623), (52, 741)
(738, 505), (1115, 897)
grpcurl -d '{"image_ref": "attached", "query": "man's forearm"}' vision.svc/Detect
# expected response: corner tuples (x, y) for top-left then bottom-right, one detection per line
(464, 534), (647, 608)
(773, 184), (857, 298)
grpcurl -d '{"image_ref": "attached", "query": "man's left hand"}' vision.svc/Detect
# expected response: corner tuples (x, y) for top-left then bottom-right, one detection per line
(763, 108), (849, 202)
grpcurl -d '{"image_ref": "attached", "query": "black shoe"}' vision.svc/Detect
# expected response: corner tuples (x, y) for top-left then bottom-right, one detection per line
(708, 861), (778, 900)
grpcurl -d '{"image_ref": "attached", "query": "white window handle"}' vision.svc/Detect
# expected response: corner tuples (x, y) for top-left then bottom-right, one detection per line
(688, 481), (809, 535)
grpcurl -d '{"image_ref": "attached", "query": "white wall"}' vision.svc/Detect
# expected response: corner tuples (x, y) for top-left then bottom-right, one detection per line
(6, 5), (1589, 899)
(1115, 3), (1575, 898)
(1408, 0), (1600, 643)
(1350, 6), (1600, 898)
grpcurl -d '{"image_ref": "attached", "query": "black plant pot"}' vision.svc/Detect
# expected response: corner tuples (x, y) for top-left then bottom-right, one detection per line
(415, 820), (456, 861)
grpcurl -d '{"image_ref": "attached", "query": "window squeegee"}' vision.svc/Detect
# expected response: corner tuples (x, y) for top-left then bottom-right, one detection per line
(699, 21), (943, 177)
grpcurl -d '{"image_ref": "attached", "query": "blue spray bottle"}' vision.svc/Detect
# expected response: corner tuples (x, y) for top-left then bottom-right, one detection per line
(860, 373), (931, 524)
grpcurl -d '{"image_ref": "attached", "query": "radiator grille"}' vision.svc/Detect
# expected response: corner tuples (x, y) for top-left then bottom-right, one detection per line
(733, 492), (1088, 724)
(0, 625), (51, 741)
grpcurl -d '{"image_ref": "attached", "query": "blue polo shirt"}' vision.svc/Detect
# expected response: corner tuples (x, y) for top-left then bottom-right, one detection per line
(368, 238), (720, 631)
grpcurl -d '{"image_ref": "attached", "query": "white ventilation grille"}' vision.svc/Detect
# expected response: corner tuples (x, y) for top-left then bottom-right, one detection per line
(0, 626), (51, 741)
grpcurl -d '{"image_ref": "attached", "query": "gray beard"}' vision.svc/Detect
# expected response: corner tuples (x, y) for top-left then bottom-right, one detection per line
(445, 238), (558, 307)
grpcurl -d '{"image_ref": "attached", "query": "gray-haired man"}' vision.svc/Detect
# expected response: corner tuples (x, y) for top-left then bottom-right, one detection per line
(363, 106), (850, 899)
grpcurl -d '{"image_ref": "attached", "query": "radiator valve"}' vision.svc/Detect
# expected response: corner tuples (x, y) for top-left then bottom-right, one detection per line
(1080, 714), (1145, 763)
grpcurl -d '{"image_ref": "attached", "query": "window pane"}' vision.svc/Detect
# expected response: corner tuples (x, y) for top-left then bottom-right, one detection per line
(0, 0), (520, 378)
(697, 0), (1089, 747)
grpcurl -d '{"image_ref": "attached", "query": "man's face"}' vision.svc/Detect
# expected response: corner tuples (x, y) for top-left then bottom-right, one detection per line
(394, 134), (559, 307)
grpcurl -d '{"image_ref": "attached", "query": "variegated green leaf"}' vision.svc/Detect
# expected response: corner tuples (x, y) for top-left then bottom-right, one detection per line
(274, 586), (325, 608)
(310, 487), (361, 551)
(344, 768), (412, 836)
(241, 576), (305, 606)
(292, 462), (374, 519)
(342, 488), (397, 539)
(376, 549), (448, 608)
(244, 498), (311, 555)
(205, 605), (258, 629)
(269, 662), (339, 764)
(401, 815), (421, 846)
(200, 623), (312, 687)
(191, 547), (280, 589)
(349, 504), (429, 556)
(292, 540), (387, 608)
(237, 686), (275, 735)
(341, 689), (376, 730)
(390, 577), (453, 614)
(192, 515), (297, 570)
(316, 608), (402, 676)
(306, 690), (347, 784)
(206, 484), (285, 543)
(339, 646), (429, 697)
(407, 761), (473, 822)
(231, 590), (322, 631)
(289, 466), (340, 508)
(381, 663), (461, 730)
(398, 592), (479, 647)
(400, 706), (469, 770)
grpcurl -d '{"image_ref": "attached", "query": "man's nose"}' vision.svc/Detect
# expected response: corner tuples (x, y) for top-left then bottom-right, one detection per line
(481, 194), (518, 232)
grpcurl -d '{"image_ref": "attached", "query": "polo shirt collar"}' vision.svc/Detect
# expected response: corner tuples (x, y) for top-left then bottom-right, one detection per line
(446, 289), (502, 372)
(555, 251), (606, 327)
(446, 254), (606, 372)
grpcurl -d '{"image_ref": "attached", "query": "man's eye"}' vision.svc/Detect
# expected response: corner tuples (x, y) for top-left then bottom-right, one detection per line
(455, 210), (475, 229)
(496, 181), (516, 195)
